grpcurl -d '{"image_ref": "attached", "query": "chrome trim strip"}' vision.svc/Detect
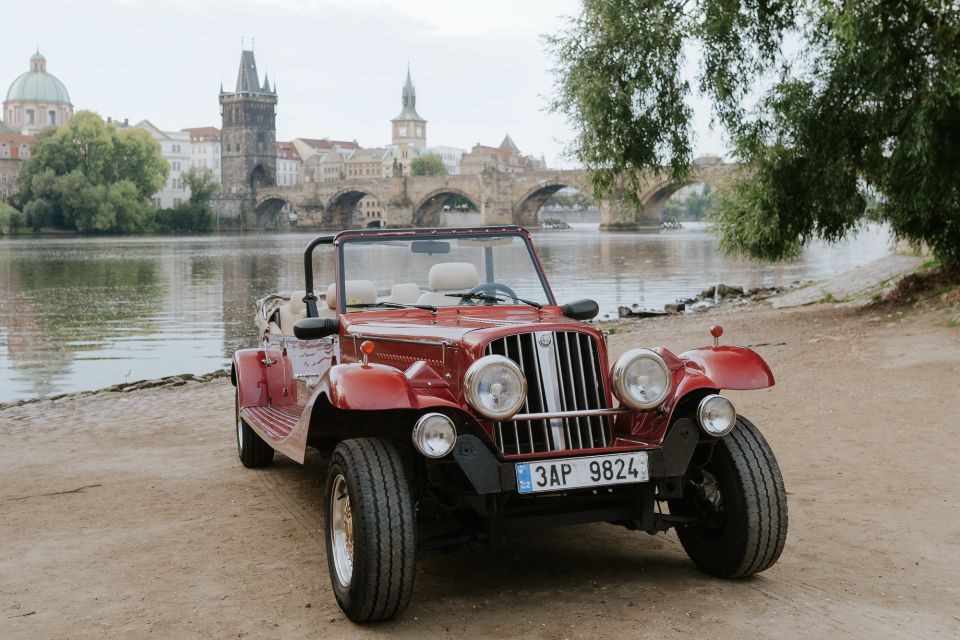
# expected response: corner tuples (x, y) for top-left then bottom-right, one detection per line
(352, 335), (454, 348)
(535, 330), (567, 450)
(507, 408), (631, 422)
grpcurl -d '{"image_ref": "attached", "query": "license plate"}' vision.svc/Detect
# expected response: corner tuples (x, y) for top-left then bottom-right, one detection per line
(515, 451), (649, 494)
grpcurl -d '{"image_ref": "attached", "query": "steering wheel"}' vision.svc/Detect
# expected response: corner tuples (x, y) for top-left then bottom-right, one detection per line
(462, 282), (520, 305)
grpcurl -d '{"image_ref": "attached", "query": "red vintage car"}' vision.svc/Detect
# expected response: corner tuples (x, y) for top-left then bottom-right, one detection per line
(231, 225), (787, 622)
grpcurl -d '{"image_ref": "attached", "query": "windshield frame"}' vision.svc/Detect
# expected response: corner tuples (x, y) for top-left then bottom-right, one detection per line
(334, 228), (556, 314)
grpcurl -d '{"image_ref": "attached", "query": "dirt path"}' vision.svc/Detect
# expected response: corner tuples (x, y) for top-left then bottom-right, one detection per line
(2, 301), (959, 639)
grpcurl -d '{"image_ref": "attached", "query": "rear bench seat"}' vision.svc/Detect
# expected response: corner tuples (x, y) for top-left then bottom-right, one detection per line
(276, 280), (406, 336)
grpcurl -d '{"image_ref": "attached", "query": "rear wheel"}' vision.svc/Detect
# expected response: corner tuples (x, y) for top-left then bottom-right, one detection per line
(669, 416), (787, 578)
(324, 438), (416, 622)
(234, 386), (273, 468)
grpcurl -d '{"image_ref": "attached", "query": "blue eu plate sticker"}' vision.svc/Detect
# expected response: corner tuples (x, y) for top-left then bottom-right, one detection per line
(515, 462), (533, 494)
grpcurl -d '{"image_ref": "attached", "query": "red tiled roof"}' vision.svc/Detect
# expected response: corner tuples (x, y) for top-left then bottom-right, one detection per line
(181, 126), (221, 141)
(276, 141), (301, 160)
(298, 137), (360, 150)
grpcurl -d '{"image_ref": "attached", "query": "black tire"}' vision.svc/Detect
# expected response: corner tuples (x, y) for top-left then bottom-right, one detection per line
(324, 438), (416, 622)
(234, 386), (273, 468)
(669, 416), (787, 578)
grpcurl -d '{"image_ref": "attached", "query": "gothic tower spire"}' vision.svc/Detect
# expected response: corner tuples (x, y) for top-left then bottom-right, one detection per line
(391, 65), (426, 148)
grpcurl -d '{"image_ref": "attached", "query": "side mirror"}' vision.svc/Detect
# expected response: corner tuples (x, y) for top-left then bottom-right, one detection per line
(561, 299), (599, 321)
(293, 317), (339, 340)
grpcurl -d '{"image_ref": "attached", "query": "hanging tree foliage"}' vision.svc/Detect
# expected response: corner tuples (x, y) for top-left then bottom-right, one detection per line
(547, 1), (960, 263)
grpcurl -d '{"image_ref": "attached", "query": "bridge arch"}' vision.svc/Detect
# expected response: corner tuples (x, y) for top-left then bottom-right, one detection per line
(254, 195), (295, 228)
(326, 187), (380, 229)
(638, 174), (727, 223)
(513, 179), (590, 228)
(412, 188), (480, 227)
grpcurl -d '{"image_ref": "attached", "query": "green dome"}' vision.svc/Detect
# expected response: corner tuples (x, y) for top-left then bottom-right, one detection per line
(5, 53), (71, 105)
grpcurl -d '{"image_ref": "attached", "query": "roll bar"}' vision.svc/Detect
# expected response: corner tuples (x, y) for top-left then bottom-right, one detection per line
(302, 235), (335, 318)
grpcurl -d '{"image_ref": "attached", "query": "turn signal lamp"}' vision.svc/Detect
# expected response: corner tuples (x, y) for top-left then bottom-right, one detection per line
(710, 325), (723, 346)
(360, 340), (375, 366)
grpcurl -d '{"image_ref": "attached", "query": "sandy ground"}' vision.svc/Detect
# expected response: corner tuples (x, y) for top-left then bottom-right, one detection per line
(2, 299), (959, 640)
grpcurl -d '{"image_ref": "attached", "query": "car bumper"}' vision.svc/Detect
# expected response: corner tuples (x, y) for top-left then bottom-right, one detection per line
(451, 417), (699, 495)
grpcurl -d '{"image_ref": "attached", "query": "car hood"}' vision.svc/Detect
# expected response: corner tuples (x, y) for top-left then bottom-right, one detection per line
(342, 306), (601, 350)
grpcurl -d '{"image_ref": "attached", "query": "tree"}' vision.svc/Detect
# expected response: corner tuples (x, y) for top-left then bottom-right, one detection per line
(183, 166), (220, 205)
(410, 153), (448, 176)
(18, 111), (168, 232)
(547, 1), (960, 264)
(0, 201), (24, 235)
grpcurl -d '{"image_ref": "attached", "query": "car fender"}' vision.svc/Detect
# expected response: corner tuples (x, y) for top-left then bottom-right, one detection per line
(623, 346), (774, 443)
(678, 346), (775, 393)
(232, 348), (268, 409)
(313, 362), (462, 412)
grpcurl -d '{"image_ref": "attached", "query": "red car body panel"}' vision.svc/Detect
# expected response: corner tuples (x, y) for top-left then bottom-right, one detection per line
(233, 226), (776, 467)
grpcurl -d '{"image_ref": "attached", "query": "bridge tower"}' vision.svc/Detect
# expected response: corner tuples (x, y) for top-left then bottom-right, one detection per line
(391, 66), (426, 148)
(218, 48), (277, 223)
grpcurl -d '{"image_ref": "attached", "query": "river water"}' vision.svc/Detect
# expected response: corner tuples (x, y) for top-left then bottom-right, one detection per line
(0, 223), (892, 403)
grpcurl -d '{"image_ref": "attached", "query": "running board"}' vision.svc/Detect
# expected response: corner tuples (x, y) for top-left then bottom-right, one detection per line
(240, 405), (303, 440)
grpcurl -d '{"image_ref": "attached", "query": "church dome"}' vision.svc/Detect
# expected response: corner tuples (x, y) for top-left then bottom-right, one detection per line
(5, 52), (72, 105)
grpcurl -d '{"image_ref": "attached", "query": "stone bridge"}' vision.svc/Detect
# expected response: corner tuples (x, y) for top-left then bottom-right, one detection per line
(252, 163), (738, 230)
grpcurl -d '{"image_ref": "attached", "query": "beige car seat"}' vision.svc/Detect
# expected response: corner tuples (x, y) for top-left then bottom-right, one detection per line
(327, 280), (378, 311)
(417, 263), (480, 307)
(278, 290), (307, 335)
(389, 283), (422, 304)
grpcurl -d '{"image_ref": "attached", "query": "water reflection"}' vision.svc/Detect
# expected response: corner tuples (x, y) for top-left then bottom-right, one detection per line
(0, 224), (892, 403)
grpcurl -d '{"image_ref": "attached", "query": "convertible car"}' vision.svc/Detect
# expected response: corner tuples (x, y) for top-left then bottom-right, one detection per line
(231, 225), (787, 622)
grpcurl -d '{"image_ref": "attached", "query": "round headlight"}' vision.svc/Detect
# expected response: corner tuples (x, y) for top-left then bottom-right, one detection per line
(412, 413), (457, 458)
(464, 355), (527, 420)
(611, 348), (672, 410)
(698, 394), (737, 437)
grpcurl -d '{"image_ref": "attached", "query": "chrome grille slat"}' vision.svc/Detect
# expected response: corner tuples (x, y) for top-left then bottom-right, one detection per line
(486, 331), (611, 456)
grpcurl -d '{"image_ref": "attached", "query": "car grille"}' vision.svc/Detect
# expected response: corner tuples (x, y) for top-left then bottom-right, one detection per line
(484, 331), (611, 456)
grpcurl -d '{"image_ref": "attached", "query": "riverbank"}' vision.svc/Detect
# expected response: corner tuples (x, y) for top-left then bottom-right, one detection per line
(2, 291), (958, 639)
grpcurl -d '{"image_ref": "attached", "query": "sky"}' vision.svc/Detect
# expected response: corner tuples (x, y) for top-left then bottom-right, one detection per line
(2, 0), (727, 168)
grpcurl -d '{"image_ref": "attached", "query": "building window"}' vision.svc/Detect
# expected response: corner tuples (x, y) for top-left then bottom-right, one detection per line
(26, 109), (35, 125)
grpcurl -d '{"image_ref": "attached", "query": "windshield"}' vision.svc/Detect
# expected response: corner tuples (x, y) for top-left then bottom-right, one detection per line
(337, 232), (555, 312)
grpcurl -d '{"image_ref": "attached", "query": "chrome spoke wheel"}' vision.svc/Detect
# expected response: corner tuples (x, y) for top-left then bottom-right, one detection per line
(329, 474), (354, 587)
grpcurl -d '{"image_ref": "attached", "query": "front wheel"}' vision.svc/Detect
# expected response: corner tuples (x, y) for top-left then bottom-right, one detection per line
(669, 416), (787, 578)
(324, 438), (416, 622)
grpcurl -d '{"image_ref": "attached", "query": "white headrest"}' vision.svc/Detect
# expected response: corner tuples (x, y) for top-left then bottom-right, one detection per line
(327, 280), (378, 309)
(428, 262), (480, 291)
(287, 290), (306, 314)
(390, 283), (421, 304)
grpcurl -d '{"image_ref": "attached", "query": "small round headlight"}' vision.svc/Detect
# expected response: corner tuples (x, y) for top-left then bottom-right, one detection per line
(698, 394), (737, 437)
(611, 348), (672, 410)
(412, 413), (457, 458)
(464, 355), (526, 420)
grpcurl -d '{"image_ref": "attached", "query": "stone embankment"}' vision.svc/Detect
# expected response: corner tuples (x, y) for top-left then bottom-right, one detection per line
(615, 253), (925, 319)
(0, 369), (230, 412)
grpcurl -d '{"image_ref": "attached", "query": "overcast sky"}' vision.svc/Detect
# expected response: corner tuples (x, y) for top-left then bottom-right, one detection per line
(2, 0), (726, 167)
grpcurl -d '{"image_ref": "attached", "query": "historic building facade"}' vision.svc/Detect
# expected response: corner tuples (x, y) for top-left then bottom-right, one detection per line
(183, 126), (222, 182)
(134, 120), (192, 208)
(0, 133), (34, 200)
(3, 51), (73, 135)
(460, 134), (546, 174)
